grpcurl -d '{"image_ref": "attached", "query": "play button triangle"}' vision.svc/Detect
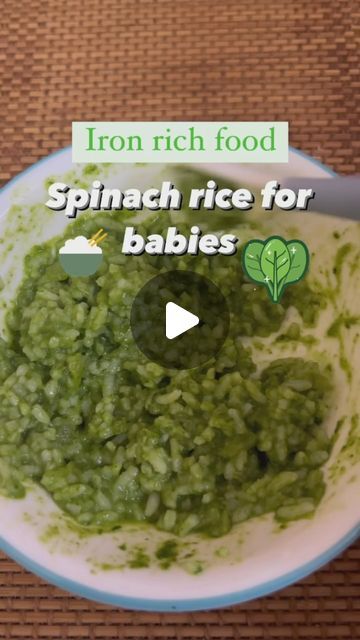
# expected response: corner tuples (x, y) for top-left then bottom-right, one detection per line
(165, 302), (199, 340)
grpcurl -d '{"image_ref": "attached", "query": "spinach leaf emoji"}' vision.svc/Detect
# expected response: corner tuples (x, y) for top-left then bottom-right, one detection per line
(242, 235), (309, 303)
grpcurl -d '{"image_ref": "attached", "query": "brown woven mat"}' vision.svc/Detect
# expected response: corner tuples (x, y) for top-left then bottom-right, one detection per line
(0, 0), (359, 637)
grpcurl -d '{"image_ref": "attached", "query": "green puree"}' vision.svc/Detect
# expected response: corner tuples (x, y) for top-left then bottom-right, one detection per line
(0, 206), (332, 537)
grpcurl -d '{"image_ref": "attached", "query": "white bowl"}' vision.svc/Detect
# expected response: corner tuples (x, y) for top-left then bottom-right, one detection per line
(0, 148), (359, 611)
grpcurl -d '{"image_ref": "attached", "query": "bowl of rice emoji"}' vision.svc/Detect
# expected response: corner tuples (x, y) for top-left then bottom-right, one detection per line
(59, 230), (107, 277)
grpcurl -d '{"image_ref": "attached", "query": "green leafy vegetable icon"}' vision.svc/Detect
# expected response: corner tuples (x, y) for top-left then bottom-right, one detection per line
(242, 236), (309, 303)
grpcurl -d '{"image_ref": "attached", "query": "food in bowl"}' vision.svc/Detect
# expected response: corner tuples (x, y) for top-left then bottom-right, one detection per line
(0, 171), (335, 539)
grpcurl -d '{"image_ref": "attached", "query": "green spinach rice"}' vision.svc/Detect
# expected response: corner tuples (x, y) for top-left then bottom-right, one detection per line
(0, 209), (332, 537)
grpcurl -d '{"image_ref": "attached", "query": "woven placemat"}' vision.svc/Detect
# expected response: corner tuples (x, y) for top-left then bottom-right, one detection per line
(0, 0), (359, 637)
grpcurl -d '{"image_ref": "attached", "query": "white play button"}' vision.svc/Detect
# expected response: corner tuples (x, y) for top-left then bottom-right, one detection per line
(165, 302), (199, 340)
(131, 270), (229, 369)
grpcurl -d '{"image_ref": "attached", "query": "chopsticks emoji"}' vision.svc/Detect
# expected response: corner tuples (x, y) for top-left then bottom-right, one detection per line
(89, 229), (108, 247)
